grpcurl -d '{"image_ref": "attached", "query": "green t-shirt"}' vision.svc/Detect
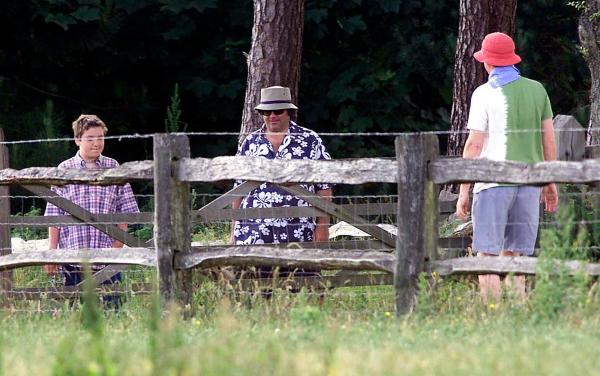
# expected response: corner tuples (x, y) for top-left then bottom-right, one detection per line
(467, 77), (553, 192)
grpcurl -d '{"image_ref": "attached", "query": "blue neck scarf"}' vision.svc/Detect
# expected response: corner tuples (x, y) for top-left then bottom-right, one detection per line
(488, 65), (521, 88)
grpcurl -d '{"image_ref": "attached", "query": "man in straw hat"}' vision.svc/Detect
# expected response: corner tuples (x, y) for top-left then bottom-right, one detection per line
(455, 32), (559, 303)
(231, 86), (332, 279)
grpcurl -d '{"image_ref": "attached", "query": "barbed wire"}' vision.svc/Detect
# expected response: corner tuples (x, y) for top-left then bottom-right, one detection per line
(0, 133), (153, 145)
(1, 128), (599, 146)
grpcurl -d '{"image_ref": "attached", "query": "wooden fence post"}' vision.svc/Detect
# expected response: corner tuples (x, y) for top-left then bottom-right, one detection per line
(395, 134), (439, 316)
(0, 129), (12, 294)
(553, 115), (587, 162)
(153, 134), (192, 311)
(587, 146), (600, 209)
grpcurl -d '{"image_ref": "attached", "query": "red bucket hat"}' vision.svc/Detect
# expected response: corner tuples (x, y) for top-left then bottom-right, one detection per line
(474, 32), (521, 66)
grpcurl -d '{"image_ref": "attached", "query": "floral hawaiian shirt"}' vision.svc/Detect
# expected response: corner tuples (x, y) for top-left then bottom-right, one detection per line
(233, 122), (332, 244)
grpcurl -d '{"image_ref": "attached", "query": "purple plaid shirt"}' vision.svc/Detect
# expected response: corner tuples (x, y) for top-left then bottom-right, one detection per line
(44, 153), (139, 259)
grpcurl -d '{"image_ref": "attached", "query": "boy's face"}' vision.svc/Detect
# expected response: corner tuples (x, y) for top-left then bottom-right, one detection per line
(75, 126), (105, 161)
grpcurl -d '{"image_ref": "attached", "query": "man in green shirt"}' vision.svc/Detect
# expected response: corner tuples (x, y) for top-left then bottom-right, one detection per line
(456, 32), (559, 303)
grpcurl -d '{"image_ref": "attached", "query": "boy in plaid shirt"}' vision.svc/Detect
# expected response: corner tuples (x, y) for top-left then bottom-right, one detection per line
(44, 115), (139, 304)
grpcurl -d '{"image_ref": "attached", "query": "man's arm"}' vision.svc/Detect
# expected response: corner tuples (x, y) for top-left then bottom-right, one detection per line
(456, 130), (485, 219)
(44, 226), (60, 274)
(541, 118), (558, 212)
(314, 188), (332, 242)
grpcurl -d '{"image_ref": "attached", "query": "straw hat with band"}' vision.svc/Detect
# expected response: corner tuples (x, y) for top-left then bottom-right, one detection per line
(474, 32), (521, 66)
(255, 86), (299, 111)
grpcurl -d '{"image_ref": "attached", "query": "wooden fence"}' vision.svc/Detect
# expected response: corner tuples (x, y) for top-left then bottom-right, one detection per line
(1, 131), (599, 315)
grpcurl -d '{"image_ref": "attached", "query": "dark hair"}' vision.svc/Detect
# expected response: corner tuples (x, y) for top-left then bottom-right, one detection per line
(287, 109), (297, 121)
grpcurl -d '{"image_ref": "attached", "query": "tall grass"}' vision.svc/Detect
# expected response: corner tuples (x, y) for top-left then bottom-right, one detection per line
(532, 202), (595, 320)
(1, 280), (599, 375)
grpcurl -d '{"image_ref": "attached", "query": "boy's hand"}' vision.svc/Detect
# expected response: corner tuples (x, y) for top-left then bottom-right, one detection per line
(44, 264), (58, 275)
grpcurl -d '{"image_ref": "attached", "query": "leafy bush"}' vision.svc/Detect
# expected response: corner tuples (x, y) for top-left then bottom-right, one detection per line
(11, 206), (47, 240)
(532, 202), (592, 320)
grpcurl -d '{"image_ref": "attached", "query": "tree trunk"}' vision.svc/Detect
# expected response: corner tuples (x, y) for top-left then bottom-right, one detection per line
(239, 0), (305, 144)
(448, 0), (517, 157)
(579, 0), (600, 146)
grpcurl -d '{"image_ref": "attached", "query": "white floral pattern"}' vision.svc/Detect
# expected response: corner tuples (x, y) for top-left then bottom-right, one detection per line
(234, 122), (332, 245)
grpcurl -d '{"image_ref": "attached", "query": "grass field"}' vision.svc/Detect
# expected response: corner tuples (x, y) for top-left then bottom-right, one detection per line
(1, 276), (599, 376)
(3, 203), (599, 375)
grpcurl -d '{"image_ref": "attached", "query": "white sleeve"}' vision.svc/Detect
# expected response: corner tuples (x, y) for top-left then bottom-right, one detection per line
(467, 87), (488, 132)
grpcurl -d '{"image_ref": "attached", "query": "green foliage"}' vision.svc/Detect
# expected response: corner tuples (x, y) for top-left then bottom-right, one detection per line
(532, 203), (592, 320)
(81, 266), (104, 338)
(302, 0), (458, 139)
(160, 0), (217, 15)
(11, 206), (47, 240)
(7, 99), (70, 169)
(540, 201), (590, 260)
(415, 272), (435, 316)
(164, 83), (182, 132)
(543, 184), (600, 258)
(0, 281), (598, 374)
(147, 278), (160, 367)
(290, 304), (324, 326)
(518, 0), (590, 117)
(0, 0), (587, 168)
(568, 0), (600, 21)
(12, 265), (58, 289)
(70, 6), (102, 23)
(415, 272), (480, 318)
(192, 279), (225, 318)
(51, 265), (116, 376)
(191, 223), (228, 243)
(133, 224), (153, 242)
(148, 284), (188, 375)
(568, 1), (586, 11)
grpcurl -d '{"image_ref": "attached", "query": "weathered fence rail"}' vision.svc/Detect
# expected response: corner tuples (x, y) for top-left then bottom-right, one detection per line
(176, 246), (395, 273)
(0, 248), (155, 271)
(428, 257), (600, 277)
(431, 158), (600, 184)
(5, 155), (600, 186)
(0, 158), (397, 185)
(1, 130), (599, 315)
(0, 161), (154, 185)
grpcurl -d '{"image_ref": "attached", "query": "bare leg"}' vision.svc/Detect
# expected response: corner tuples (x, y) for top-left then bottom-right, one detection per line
(500, 250), (526, 302)
(477, 252), (501, 304)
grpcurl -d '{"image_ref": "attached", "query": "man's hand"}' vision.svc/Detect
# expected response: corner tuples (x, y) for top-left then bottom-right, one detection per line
(454, 131), (483, 221)
(456, 193), (470, 220)
(44, 264), (58, 275)
(541, 183), (558, 212)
